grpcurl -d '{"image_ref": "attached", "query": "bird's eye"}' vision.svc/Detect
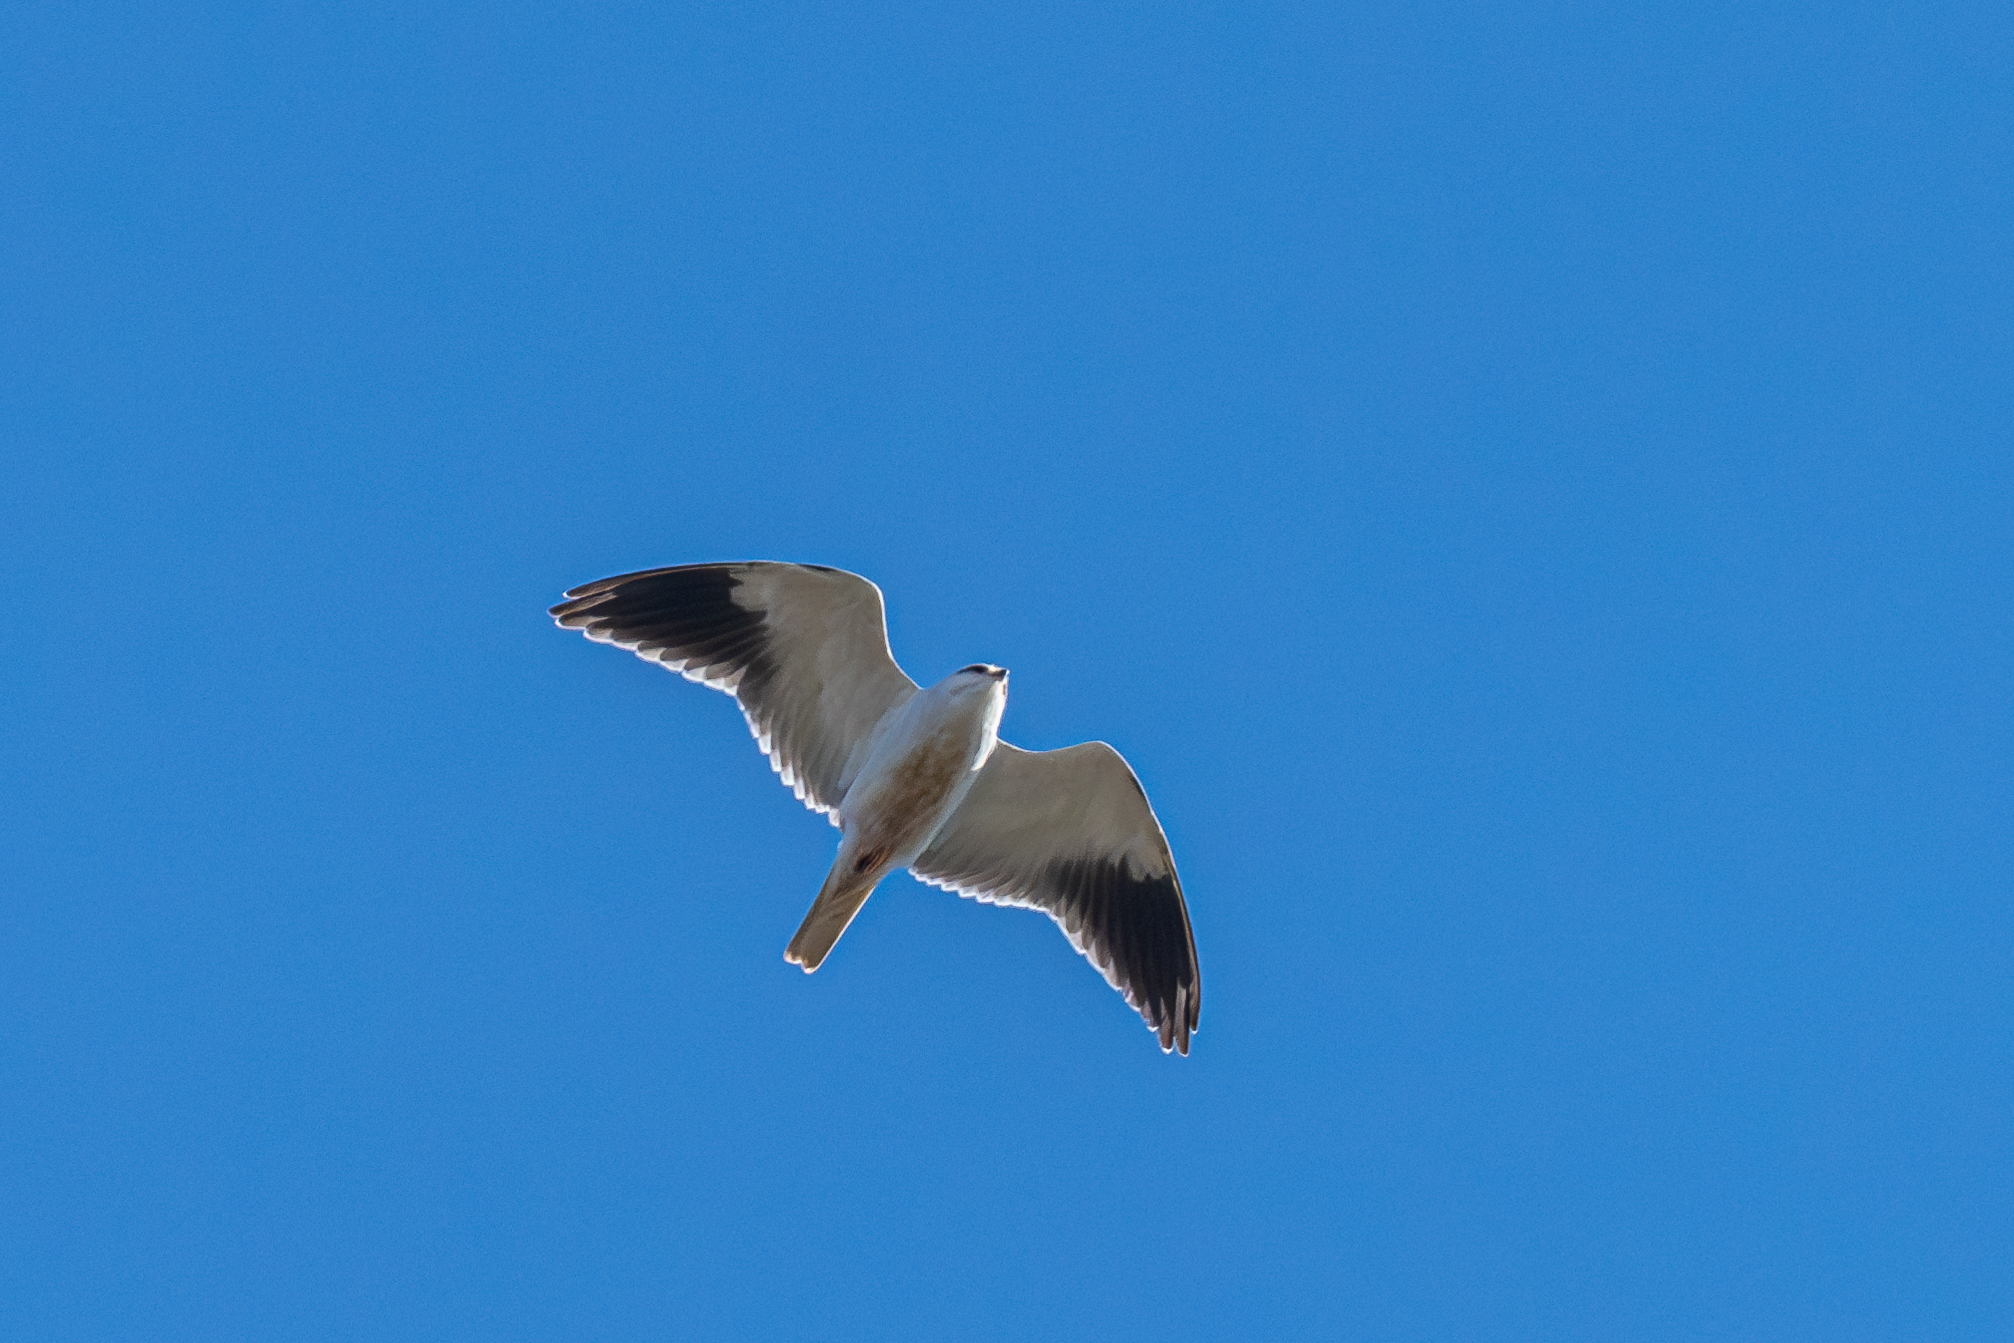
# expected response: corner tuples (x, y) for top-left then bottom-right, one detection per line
(960, 664), (992, 675)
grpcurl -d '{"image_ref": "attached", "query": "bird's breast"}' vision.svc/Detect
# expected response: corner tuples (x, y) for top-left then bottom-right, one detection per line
(840, 702), (995, 862)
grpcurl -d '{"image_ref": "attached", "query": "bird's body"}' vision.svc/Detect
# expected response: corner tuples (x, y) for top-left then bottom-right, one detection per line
(787, 665), (1006, 972)
(550, 562), (1200, 1053)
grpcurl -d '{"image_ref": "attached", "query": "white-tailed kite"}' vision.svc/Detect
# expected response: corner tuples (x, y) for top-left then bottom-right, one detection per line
(549, 562), (1201, 1054)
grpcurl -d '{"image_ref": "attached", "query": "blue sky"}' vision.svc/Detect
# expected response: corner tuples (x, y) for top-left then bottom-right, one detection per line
(4, 2), (2009, 1338)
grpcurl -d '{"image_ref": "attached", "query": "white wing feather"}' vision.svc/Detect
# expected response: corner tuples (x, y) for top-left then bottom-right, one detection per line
(911, 742), (1201, 1053)
(550, 563), (916, 819)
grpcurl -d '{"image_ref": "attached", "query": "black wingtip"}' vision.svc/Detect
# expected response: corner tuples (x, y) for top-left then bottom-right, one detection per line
(551, 563), (753, 609)
(1043, 855), (1199, 1056)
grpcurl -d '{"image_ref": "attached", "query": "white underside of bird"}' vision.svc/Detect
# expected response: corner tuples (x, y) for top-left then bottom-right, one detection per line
(550, 561), (1200, 1054)
(784, 660), (1006, 973)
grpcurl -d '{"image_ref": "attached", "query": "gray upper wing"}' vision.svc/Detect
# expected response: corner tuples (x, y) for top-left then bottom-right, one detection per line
(549, 563), (917, 819)
(911, 741), (1200, 1054)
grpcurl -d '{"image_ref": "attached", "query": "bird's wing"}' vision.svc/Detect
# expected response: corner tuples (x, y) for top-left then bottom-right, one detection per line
(550, 563), (917, 820)
(911, 741), (1200, 1054)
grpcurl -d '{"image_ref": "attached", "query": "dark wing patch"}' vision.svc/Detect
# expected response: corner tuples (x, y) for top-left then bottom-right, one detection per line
(1042, 857), (1199, 1055)
(911, 739), (1201, 1055)
(550, 564), (780, 699)
(550, 563), (915, 816)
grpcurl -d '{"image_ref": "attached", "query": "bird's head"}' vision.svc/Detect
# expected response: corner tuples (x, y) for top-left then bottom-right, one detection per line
(948, 664), (1009, 718)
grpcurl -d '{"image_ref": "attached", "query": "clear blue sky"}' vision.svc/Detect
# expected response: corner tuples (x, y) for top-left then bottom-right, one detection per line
(4, 2), (2009, 1338)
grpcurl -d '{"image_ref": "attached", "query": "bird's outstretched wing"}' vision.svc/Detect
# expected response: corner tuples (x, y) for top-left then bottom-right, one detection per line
(549, 563), (917, 819)
(911, 742), (1200, 1053)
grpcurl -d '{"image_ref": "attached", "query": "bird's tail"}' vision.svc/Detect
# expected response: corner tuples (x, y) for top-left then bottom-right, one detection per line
(784, 849), (887, 972)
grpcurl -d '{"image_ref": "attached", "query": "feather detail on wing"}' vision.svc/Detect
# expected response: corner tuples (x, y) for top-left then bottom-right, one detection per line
(549, 563), (917, 819)
(911, 742), (1201, 1054)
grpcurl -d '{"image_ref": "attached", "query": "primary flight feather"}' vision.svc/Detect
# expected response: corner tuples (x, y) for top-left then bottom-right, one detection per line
(549, 562), (1200, 1054)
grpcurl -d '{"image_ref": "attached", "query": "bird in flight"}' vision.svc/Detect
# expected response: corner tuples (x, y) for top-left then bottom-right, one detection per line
(549, 562), (1200, 1054)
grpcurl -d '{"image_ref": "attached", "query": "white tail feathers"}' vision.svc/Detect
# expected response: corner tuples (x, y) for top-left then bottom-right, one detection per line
(783, 851), (886, 971)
